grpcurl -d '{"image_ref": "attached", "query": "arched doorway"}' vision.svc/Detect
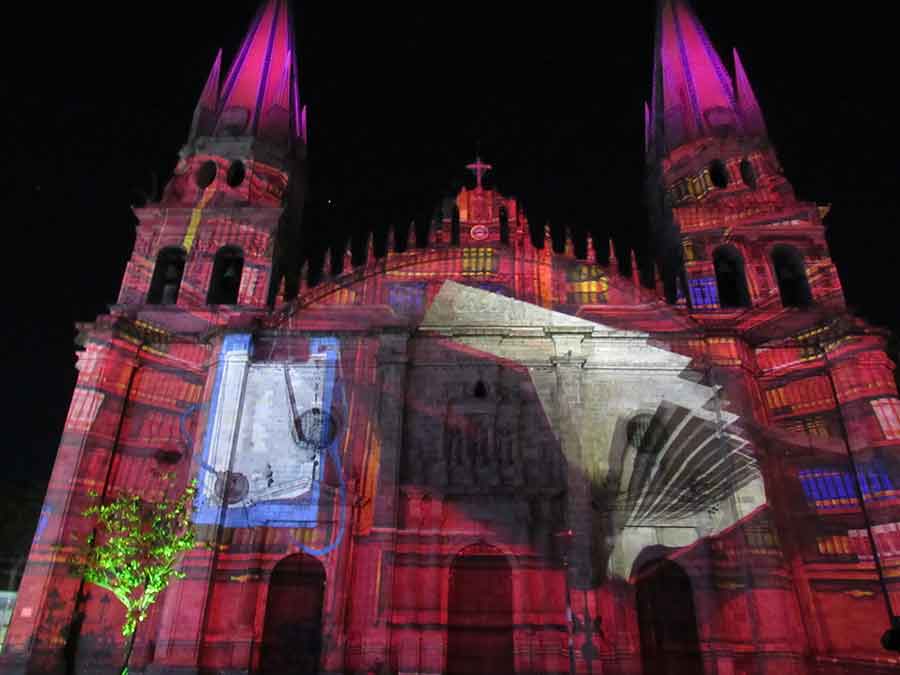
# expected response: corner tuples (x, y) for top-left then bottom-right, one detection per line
(636, 560), (703, 675)
(446, 545), (514, 675)
(260, 554), (326, 674)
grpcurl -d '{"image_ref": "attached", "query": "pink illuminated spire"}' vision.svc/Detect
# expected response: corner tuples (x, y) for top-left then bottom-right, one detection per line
(189, 49), (222, 141)
(650, 0), (741, 154)
(213, 0), (303, 144)
(733, 49), (768, 138)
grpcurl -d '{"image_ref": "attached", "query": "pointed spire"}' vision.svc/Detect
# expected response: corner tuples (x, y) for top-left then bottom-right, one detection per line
(190, 50), (222, 141)
(630, 250), (641, 288)
(321, 247), (333, 278)
(365, 232), (376, 266)
(733, 49), (768, 138)
(342, 246), (353, 274)
(564, 229), (575, 258)
(213, 0), (303, 145)
(651, 0), (741, 155)
(298, 260), (309, 294)
(405, 222), (416, 252)
(586, 234), (598, 265)
(386, 227), (397, 257)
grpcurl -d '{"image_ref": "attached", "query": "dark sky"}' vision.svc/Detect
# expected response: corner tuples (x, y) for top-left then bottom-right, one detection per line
(2, 1), (898, 487)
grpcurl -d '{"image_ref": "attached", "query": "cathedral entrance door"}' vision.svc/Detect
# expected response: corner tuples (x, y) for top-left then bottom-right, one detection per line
(636, 560), (703, 675)
(260, 554), (326, 674)
(446, 547), (514, 675)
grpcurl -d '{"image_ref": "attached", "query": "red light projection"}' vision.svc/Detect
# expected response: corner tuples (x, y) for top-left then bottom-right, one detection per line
(3, 1), (899, 675)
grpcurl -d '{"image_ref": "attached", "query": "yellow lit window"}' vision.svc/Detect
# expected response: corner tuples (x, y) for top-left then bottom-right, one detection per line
(462, 248), (496, 275)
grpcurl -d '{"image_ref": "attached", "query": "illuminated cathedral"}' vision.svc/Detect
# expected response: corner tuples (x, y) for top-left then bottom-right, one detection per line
(3, 1), (900, 674)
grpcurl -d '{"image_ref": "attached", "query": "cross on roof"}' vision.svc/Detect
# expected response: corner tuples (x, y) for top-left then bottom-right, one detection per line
(466, 156), (493, 189)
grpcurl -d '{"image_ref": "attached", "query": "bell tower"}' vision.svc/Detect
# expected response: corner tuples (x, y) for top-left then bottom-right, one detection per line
(118, 0), (308, 315)
(646, 0), (844, 318)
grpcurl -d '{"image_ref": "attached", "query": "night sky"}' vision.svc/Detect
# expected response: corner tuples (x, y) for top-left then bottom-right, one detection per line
(2, 1), (898, 494)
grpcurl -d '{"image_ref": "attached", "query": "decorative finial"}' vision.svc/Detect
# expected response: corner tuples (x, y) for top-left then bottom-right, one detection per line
(466, 156), (493, 189)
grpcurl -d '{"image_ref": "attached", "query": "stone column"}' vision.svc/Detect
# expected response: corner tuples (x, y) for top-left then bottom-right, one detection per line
(366, 332), (409, 671)
(550, 330), (597, 674)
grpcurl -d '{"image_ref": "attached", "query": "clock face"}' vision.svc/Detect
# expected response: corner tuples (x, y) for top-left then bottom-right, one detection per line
(470, 225), (489, 241)
(194, 336), (343, 528)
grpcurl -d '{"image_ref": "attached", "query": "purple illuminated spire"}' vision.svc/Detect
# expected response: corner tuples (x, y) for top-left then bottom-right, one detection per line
(189, 49), (222, 141)
(651, 0), (742, 154)
(733, 49), (768, 139)
(213, 0), (304, 145)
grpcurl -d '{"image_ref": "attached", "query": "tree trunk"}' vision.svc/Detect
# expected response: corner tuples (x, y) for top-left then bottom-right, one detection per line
(120, 629), (138, 675)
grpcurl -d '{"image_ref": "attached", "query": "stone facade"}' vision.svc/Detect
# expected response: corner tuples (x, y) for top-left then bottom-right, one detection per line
(2, 1), (899, 674)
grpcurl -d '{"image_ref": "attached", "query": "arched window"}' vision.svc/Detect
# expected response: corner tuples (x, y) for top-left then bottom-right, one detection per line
(451, 206), (461, 246)
(147, 247), (186, 305)
(207, 246), (244, 305)
(740, 158), (757, 188)
(709, 160), (730, 189)
(713, 246), (751, 308)
(771, 245), (812, 308)
(499, 206), (510, 244)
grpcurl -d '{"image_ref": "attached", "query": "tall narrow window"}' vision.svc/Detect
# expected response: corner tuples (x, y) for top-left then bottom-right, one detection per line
(147, 247), (186, 305)
(207, 246), (245, 305)
(709, 160), (730, 189)
(772, 245), (812, 308)
(713, 245), (751, 308)
(499, 206), (510, 244)
(740, 158), (757, 188)
(451, 206), (461, 246)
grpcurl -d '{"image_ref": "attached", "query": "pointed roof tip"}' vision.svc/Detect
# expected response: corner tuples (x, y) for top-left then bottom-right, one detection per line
(213, 0), (302, 144)
(189, 49), (223, 140)
(653, 0), (742, 152)
(732, 48), (769, 138)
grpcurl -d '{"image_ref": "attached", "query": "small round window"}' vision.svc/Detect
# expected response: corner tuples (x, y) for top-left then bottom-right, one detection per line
(709, 160), (729, 189)
(740, 159), (757, 188)
(195, 160), (217, 188)
(227, 160), (246, 188)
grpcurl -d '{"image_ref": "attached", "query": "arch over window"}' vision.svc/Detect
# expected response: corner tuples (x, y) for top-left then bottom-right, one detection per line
(451, 206), (461, 246)
(771, 245), (812, 308)
(713, 245), (751, 309)
(207, 246), (245, 305)
(499, 206), (510, 245)
(260, 554), (325, 674)
(147, 247), (186, 305)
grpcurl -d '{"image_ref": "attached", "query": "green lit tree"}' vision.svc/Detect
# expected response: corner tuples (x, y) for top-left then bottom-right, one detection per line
(74, 479), (197, 675)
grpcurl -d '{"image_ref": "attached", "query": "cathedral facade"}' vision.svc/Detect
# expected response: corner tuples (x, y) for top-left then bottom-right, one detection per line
(3, 1), (900, 674)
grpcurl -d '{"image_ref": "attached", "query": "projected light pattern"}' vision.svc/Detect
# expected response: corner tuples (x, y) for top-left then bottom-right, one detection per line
(5, 1), (900, 674)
